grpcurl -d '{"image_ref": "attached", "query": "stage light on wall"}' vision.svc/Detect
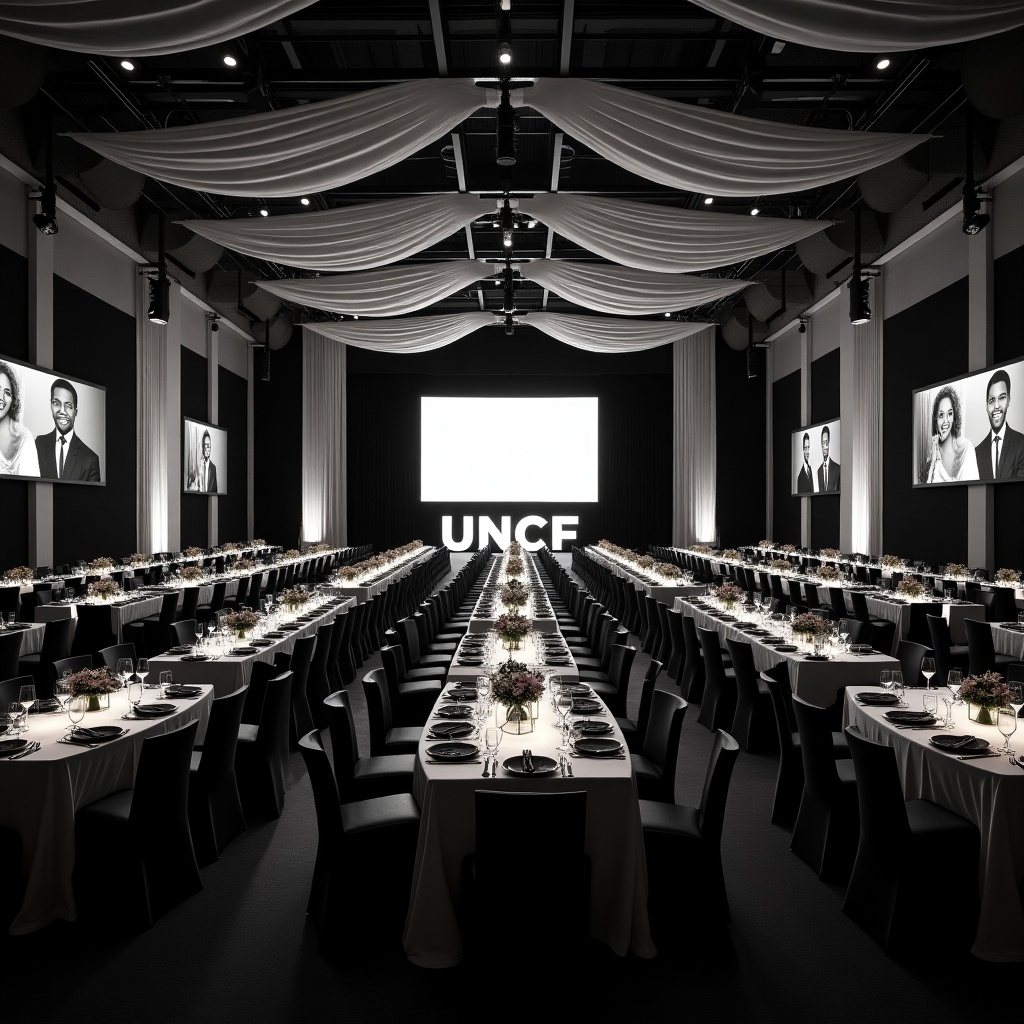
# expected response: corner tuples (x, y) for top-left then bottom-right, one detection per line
(849, 273), (871, 325)
(496, 84), (516, 167)
(798, 316), (808, 334)
(962, 184), (991, 235)
(148, 276), (170, 325)
(32, 182), (58, 235)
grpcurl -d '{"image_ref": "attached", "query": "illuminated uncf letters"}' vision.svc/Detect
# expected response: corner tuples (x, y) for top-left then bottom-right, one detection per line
(440, 514), (579, 551)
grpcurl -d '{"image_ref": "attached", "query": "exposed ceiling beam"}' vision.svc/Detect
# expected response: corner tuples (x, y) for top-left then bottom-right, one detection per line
(428, 0), (448, 76)
(559, 0), (575, 77)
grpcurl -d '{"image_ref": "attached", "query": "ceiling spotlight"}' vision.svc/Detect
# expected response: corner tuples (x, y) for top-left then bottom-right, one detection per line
(526, 219), (538, 229)
(120, 60), (135, 71)
(499, 43), (512, 65)
(148, 276), (170, 325)
(497, 1), (513, 67)
(750, 206), (760, 216)
(663, 311), (671, 318)
(223, 53), (237, 67)
(849, 274), (871, 325)
(876, 57), (891, 70)
(353, 314), (359, 320)
(32, 182), (58, 236)
(259, 207), (269, 217)
(703, 196), (714, 205)
(300, 196), (310, 206)
(962, 108), (991, 236)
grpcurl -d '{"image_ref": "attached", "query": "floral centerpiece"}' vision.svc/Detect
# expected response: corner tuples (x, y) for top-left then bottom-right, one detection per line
(721, 549), (742, 562)
(308, 542), (332, 554)
(338, 565), (360, 582)
(636, 554), (656, 570)
(758, 539), (774, 549)
(86, 556), (115, 572)
(943, 563), (968, 577)
(791, 612), (830, 640)
(66, 666), (120, 712)
(818, 564), (842, 582)
(655, 561), (684, 580)
(223, 609), (260, 640)
(713, 582), (743, 610)
(279, 588), (309, 611)
(691, 543), (716, 555)
(500, 579), (529, 610)
(221, 542), (239, 552)
(505, 555), (525, 578)
(88, 578), (121, 601)
(896, 578), (926, 599)
(127, 552), (149, 566)
(2, 565), (33, 583)
(995, 568), (1022, 585)
(770, 558), (792, 574)
(780, 543), (797, 554)
(180, 565), (204, 583)
(819, 547), (841, 560)
(281, 549), (301, 561)
(880, 554), (904, 569)
(491, 661), (545, 734)
(235, 558), (256, 572)
(494, 612), (531, 651)
(250, 538), (266, 547)
(507, 541), (522, 556)
(182, 546), (204, 558)
(959, 671), (1011, 726)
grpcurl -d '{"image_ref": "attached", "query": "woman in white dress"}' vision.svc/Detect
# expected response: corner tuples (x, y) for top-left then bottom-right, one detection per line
(0, 360), (41, 477)
(924, 385), (978, 484)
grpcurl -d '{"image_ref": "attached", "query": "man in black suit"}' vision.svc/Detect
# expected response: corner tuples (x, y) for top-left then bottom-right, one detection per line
(816, 424), (840, 492)
(35, 378), (101, 482)
(192, 429), (218, 493)
(975, 369), (1024, 480)
(796, 432), (814, 493)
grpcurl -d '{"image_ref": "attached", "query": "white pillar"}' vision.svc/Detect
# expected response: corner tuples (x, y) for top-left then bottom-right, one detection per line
(967, 218), (994, 570)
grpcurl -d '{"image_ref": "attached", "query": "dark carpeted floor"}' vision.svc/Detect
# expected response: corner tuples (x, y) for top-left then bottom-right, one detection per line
(4, 556), (1017, 1022)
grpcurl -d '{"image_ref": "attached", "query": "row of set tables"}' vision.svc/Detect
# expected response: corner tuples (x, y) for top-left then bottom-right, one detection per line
(328, 545), (436, 604)
(582, 545), (705, 605)
(464, 548), (558, 633)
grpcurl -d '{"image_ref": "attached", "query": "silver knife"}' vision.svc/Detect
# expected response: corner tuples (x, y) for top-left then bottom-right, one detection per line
(957, 752), (1000, 760)
(565, 759), (574, 777)
(8, 742), (40, 760)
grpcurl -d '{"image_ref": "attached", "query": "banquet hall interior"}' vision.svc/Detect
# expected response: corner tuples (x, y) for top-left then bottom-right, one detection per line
(2, 2), (1024, 1022)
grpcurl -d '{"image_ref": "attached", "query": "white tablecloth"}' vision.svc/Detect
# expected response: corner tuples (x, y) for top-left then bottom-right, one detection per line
(844, 688), (1024, 962)
(0, 686), (214, 935)
(992, 624), (1024, 660)
(403, 683), (655, 967)
(584, 546), (698, 605)
(35, 596), (165, 645)
(0, 623), (45, 657)
(334, 546), (435, 603)
(862, 596), (984, 647)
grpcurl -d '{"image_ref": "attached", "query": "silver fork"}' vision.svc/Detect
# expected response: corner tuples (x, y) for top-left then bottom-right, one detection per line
(481, 756), (491, 778)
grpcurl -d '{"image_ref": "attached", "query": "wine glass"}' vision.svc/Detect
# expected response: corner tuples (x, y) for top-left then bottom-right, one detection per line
(922, 692), (938, 721)
(995, 705), (1017, 755)
(7, 700), (24, 736)
(921, 657), (936, 690)
(55, 669), (72, 709)
(126, 677), (142, 717)
(484, 726), (502, 771)
(67, 695), (86, 737)
(159, 670), (173, 697)
(892, 670), (905, 708)
(879, 669), (892, 698)
(115, 657), (133, 691)
(136, 657), (151, 689)
(947, 669), (964, 705)
(18, 683), (36, 733)
(556, 692), (574, 752)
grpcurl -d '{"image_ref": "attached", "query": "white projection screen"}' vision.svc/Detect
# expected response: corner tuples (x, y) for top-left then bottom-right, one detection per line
(421, 396), (598, 502)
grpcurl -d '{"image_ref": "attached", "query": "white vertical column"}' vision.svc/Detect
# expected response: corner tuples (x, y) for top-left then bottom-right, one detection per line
(207, 321), (219, 547)
(765, 345), (773, 540)
(799, 325), (811, 548)
(27, 188), (54, 569)
(247, 342), (254, 542)
(165, 286), (182, 552)
(967, 216), (994, 569)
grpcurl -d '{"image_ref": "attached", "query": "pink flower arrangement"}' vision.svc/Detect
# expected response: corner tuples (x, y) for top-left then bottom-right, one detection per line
(88, 578), (120, 599)
(491, 666), (545, 708)
(180, 566), (204, 583)
(494, 612), (531, 643)
(791, 612), (830, 637)
(959, 671), (1011, 709)
(67, 667), (120, 696)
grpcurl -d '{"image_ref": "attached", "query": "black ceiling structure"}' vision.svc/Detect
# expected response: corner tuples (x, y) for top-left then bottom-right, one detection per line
(5, 1), (1022, 340)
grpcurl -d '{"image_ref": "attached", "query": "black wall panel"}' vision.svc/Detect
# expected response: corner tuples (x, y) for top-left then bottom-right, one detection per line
(772, 370), (801, 544)
(882, 277), (969, 564)
(180, 348), (209, 550)
(716, 339), (766, 546)
(810, 348), (841, 548)
(52, 276), (135, 564)
(217, 365), (248, 543)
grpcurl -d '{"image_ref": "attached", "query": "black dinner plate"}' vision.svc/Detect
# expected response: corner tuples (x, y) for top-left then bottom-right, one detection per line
(849, 644), (874, 654)
(133, 703), (176, 717)
(435, 704), (473, 719)
(804, 654), (830, 661)
(426, 741), (479, 761)
(884, 711), (937, 724)
(73, 725), (127, 742)
(428, 721), (475, 739)
(856, 692), (899, 705)
(0, 738), (29, 755)
(501, 754), (559, 775)
(560, 684), (592, 696)
(168, 645), (192, 654)
(164, 686), (201, 697)
(929, 734), (989, 753)
(263, 632), (286, 638)
(458, 658), (484, 666)
(573, 737), (624, 757)
(180, 654), (209, 662)
(775, 644), (799, 653)
(571, 698), (602, 714)
(251, 639), (274, 647)
(575, 719), (612, 735)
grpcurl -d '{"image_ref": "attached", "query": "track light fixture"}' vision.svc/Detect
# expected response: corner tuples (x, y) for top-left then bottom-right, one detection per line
(962, 106), (991, 236)
(497, 1), (512, 66)
(147, 214), (170, 325)
(500, 198), (514, 249)
(207, 313), (221, 333)
(848, 207), (879, 326)
(496, 83), (516, 167)
(32, 182), (58, 235)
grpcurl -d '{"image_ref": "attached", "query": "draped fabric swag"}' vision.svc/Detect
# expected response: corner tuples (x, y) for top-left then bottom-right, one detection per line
(136, 276), (169, 553)
(181, 195), (483, 272)
(523, 78), (929, 197)
(72, 77), (925, 200)
(689, 0), (1024, 51)
(301, 330), (347, 546)
(673, 328), (717, 548)
(70, 80), (499, 198)
(849, 278), (884, 556)
(305, 311), (714, 354)
(519, 195), (831, 273)
(254, 259), (749, 317)
(0, 0), (317, 56)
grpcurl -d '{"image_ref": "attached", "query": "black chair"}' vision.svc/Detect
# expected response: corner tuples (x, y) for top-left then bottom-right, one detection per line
(984, 585), (1019, 623)
(17, 588), (51, 622)
(896, 640), (932, 689)
(324, 689), (415, 802)
(195, 581), (227, 627)
(74, 719), (202, 930)
(285, 633), (318, 746)
(97, 642), (137, 673)
(790, 695), (859, 884)
(842, 726), (980, 959)
(584, 643), (636, 717)
(188, 686), (247, 864)
(306, 622), (335, 730)
(178, 586), (200, 624)
(235, 668), (293, 820)
(69, 603), (117, 658)
(725, 638), (776, 754)
(679, 614), (705, 703)
(615, 658), (659, 753)
(631, 689), (687, 803)
(51, 654), (93, 684)
(907, 602), (941, 646)
(361, 668), (423, 756)
(926, 613), (970, 688)
(170, 619), (198, 647)
(0, 629), (25, 683)
(641, 729), (740, 933)
(298, 730), (420, 952)
(17, 617), (71, 698)
(696, 627), (737, 733)
(123, 591), (179, 659)
(379, 644), (444, 727)
(849, 592), (898, 656)
(761, 665), (806, 830)
(839, 617), (866, 647)
(964, 618), (1018, 676)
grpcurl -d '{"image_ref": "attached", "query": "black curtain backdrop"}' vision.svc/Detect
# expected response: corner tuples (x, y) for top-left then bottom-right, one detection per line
(810, 347), (841, 548)
(346, 326), (672, 552)
(180, 347), (209, 550)
(993, 241), (1024, 571)
(217, 365), (248, 543)
(52, 276), (135, 564)
(0, 244), (30, 571)
(883, 277), (969, 565)
(717, 338), (766, 546)
(772, 369), (801, 545)
(254, 332), (302, 549)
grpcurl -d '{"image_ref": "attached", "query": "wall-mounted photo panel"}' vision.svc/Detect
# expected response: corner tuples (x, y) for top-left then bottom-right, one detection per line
(913, 357), (1024, 487)
(183, 417), (227, 495)
(791, 418), (841, 496)
(0, 354), (106, 485)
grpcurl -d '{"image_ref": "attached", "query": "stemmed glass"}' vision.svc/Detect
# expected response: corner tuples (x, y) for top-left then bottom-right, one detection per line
(484, 726), (502, 772)
(995, 706), (1017, 755)
(55, 669), (72, 710)
(947, 669), (964, 705)
(556, 691), (574, 752)
(67, 695), (86, 738)
(879, 669), (892, 699)
(116, 657), (134, 693)
(194, 622), (205, 654)
(136, 657), (151, 689)
(920, 657), (936, 690)
(126, 676), (142, 717)
(7, 700), (24, 736)
(18, 684), (36, 733)
(892, 670), (905, 708)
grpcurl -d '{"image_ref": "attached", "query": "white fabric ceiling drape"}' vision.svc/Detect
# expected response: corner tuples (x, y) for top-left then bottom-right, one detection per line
(523, 78), (928, 196)
(519, 194), (830, 273)
(673, 327), (717, 548)
(689, 1), (1024, 51)
(0, 0), (316, 56)
(301, 329), (346, 546)
(136, 276), (168, 553)
(181, 195), (482, 272)
(69, 80), (497, 198)
(522, 261), (750, 314)
(255, 260), (487, 317)
(527, 313), (714, 351)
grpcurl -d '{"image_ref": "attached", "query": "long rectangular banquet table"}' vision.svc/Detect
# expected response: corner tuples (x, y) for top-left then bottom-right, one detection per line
(585, 545), (703, 605)
(35, 594), (165, 646)
(0, 685), (214, 935)
(333, 546), (436, 603)
(675, 597), (898, 708)
(0, 622), (45, 656)
(148, 597), (354, 697)
(403, 639), (654, 967)
(844, 687), (1024, 962)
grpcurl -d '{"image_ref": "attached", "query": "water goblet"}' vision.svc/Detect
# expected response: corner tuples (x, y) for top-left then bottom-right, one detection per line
(55, 669), (72, 709)
(126, 677), (142, 717)
(484, 726), (502, 769)
(880, 669), (892, 698)
(922, 692), (938, 720)
(556, 692), (574, 751)
(116, 657), (133, 691)
(996, 705), (1017, 755)
(941, 696), (956, 730)
(159, 670), (173, 697)
(892, 670), (905, 708)
(136, 657), (151, 688)
(1008, 683), (1024, 720)
(66, 695), (86, 738)
(947, 669), (964, 705)
(7, 701), (24, 736)
(921, 657), (936, 690)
